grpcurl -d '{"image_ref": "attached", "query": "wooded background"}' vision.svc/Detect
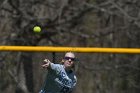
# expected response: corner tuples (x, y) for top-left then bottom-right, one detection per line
(0, 0), (140, 93)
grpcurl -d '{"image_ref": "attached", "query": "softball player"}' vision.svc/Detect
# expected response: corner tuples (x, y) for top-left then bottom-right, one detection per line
(39, 52), (77, 93)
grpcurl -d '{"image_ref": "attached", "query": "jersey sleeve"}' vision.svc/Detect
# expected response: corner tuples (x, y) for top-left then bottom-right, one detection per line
(49, 63), (62, 74)
(73, 75), (77, 87)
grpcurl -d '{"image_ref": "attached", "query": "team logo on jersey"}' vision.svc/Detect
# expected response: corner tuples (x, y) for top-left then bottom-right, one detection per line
(55, 71), (73, 88)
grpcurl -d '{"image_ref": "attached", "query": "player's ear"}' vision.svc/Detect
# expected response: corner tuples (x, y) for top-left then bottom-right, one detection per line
(61, 59), (65, 64)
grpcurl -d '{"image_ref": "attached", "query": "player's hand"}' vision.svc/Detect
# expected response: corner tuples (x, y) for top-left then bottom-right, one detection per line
(41, 59), (51, 68)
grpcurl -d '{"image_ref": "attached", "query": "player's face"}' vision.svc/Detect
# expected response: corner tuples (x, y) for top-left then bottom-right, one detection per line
(63, 57), (75, 68)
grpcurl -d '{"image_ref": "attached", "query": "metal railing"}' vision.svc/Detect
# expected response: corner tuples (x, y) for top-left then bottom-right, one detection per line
(0, 46), (140, 54)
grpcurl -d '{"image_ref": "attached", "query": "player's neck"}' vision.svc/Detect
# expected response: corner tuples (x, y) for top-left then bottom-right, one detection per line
(65, 67), (72, 73)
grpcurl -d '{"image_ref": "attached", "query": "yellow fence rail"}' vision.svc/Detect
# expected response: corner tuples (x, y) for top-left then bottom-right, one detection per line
(0, 46), (140, 54)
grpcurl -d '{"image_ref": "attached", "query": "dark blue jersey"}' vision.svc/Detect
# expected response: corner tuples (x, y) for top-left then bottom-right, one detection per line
(39, 63), (77, 93)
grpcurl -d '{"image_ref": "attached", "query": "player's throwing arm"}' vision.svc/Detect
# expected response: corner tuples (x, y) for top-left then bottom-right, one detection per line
(41, 59), (51, 68)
